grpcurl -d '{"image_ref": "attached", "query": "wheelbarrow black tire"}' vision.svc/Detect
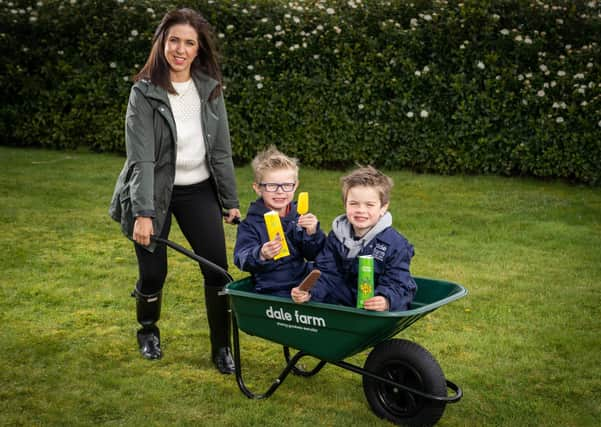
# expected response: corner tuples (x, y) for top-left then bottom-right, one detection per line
(362, 339), (447, 427)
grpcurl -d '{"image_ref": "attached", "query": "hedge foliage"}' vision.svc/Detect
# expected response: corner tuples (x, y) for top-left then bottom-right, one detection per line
(1, 0), (600, 183)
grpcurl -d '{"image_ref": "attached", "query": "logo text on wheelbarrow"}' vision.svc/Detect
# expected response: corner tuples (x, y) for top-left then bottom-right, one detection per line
(266, 305), (326, 328)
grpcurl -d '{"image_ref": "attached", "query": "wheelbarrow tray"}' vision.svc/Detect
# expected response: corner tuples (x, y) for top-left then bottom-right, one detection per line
(226, 276), (467, 362)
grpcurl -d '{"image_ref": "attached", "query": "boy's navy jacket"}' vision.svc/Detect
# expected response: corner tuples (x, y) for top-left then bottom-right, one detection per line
(310, 214), (417, 311)
(234, 198), (326, 296)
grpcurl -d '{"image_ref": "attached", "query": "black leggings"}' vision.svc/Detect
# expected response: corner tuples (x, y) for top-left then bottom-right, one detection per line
(134, 180), (228, 295)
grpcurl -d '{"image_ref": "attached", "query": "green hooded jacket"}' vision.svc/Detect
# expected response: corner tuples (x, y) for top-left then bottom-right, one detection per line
(108, 71), (239, 251)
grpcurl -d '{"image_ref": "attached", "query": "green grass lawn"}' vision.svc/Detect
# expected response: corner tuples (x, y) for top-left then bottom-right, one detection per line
(1, 146), (600, 426)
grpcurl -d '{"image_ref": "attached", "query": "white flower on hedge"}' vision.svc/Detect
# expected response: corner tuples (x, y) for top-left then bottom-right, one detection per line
(293, 16), (300, 24)
(358, 104), (364, 110)
(70, 0), (76, 4)
(313, 54), (320, 59)
(109, 62), (117, 69)
(587, 62), (593, 68)
(477, 61), (485, 70)
(518, 74), (524, 81)
(556, 18), (564, 24)
(537, 90), (545, 97)
(581, 101), (588, 106)
(552, 102), (560, 109)
(410, 18), (418, 27)
(420, 110), (429, 118)
(254, 74), (263, 81)
(555, 117), (564, 123)
(123, 76), (128, 81)
(58, 50), (64, 55)
(146, 8), (154, 14)
(423, 65), (430, 73)
(500, 29), (510, 35)
(275, 25), (282, 31)
(539, 64), (548, 73)
(29, 16), (37, 22)
(247, 65), (254, 70)
(550, 81), (557, 87)
(131, 29), (138, 37)
(334, 26), (342, 34)
(226, 24), (234, 31)
(264, 34), (272, 40)
(261, 18), (268, 23)
(557, 70), (566, 77)
(218, 33), (224, 39)
(326, 8), (335, 15)
(514, 35), (523, 42)
(406, 112), (414, 118)
(275, 41), (283, 48)
(257, 83), (263, 89)
(577, 87), (586, 94)
(524, 36), (533, 44)
(598, 120), (601, 128)
(574, 73), (585, 80)
(414, 70), (421, 77)
(422, 14), (432, 21)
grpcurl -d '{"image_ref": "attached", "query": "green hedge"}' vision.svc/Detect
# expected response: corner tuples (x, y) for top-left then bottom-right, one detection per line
(1, 0), (600, 184)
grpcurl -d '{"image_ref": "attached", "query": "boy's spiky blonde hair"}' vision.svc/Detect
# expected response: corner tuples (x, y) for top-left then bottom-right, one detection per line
(340, 165), (393, 205)
(251, 145), (299, 183)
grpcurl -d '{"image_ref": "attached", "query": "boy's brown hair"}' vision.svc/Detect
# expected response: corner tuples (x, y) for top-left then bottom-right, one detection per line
(251, 145), (299, 183)
(340, 166), (393, 205)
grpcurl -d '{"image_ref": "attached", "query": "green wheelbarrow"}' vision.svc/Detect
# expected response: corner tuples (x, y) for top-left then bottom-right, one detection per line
(153, 237), (468, 426)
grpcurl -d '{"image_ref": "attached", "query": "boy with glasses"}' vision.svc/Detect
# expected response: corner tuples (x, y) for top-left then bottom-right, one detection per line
(234, 146), (326, 296)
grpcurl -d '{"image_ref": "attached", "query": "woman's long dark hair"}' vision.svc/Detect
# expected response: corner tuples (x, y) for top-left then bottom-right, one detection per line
(134, 8), (223, 99)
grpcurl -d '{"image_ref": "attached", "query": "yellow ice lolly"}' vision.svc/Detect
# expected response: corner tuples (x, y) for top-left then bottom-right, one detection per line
(264, 211), (290, 260)
(297, 192), (309, 215)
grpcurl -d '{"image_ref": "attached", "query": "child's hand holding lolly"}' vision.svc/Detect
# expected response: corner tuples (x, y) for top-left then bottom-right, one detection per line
(260, 233), (283, 260)
(296, 192), (318, 235)
(291, 269), (321, 303)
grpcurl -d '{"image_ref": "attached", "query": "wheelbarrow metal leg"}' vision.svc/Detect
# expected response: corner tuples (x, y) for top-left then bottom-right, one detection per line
(232, 313), (308, 399)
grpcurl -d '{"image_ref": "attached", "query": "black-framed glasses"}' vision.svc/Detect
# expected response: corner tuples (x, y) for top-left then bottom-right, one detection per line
(259, 182), (296, 192)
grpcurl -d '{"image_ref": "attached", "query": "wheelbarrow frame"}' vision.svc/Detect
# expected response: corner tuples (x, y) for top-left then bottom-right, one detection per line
(152, 236), (467, 425)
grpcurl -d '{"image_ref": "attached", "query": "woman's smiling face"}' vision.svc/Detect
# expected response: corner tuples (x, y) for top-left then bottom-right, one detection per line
(164, 24), (199, 81)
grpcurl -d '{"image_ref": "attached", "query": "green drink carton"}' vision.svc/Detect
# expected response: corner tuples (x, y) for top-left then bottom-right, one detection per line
(357, 255), (374, 308)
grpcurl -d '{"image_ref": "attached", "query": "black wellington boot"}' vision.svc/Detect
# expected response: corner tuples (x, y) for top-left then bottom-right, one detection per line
(134, 289), (163, 360)
(204, 286), (234, 374)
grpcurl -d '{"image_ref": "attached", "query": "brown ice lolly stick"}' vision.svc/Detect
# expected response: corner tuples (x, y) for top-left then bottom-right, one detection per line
(298, 269), (321, 292)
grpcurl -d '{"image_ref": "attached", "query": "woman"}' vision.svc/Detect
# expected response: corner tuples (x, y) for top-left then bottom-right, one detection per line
(109, 8), (240, 374)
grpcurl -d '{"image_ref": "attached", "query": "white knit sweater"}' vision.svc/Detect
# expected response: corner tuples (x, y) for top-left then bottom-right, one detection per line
(169, 79), (210, 185)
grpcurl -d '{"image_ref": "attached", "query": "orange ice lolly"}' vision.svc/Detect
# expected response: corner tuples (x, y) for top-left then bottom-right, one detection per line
(297, 192), (309, 215)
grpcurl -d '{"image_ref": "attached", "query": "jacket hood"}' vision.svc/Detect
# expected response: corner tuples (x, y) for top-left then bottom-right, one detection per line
(135, 70), (218, 105)
(332, 212), (392, 258)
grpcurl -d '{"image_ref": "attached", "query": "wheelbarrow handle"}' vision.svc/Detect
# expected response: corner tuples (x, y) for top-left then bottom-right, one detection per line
(222, 210), (241, 224)
(150, 236), (234, 284)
